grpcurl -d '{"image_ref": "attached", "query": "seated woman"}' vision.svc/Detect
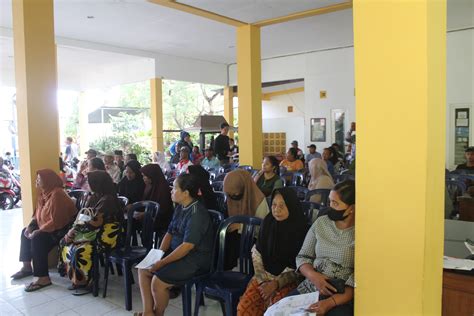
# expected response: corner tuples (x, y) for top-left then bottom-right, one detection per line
(152, 151), (171, 174)
(308, 158), (335, 203)
(140, 164), (174, 235)
(118, 160), (146, 206)
(253, 156), (284, 197)
(137, 174), (214, 316)
(11, 169), (77, 292)
(224, 169), (270, 220)
(223, 169), (270, 269)
(237, 188), (309, 315)
(280, 148), (304, 172)
(293, 180), (355, 316)
(187, 165), (218, 210)
(73, 157), (106, 191)
(61, 171), (123, 293)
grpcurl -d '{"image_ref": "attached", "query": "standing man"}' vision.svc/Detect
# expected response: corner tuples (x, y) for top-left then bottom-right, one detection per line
(64, 137), (78, 163)
(213, 122), (231, 165)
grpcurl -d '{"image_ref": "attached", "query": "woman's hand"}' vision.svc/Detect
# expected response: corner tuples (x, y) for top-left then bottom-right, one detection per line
(27, 230), (41, 239)
(149, 260), (164, 273)
(308, 271), (337, 296)
(258, 280), (278, 301)
(306, 298), (335, 315)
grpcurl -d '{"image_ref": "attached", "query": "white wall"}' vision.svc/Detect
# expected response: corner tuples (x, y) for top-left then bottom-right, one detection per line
(230, 28), (473, 164)
(446, 29), (474, 168)
(230, 46), (355, 150)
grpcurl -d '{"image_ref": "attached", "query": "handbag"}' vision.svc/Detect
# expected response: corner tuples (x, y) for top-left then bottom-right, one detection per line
(72, 207), (99, 244)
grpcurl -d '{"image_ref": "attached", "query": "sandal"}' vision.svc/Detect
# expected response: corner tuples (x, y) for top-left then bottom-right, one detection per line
(24, 282), (52, 292)
(67, 284), (88, 291)
(11, 270), (33, 280)
(72, 286), (92, 296)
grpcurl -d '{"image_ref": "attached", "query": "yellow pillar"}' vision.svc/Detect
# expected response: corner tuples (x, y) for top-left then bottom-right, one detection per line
(353, 1), (446, 315)
(223, 86), (234, 139)
(12, 0), (60, 225)
(150, 78), (164, 153)
(78, 91), (89, 156)
(236, 25), (263, 168)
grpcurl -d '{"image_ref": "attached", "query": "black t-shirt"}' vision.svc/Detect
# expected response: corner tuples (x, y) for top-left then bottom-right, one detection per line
(456, 164), (474, 172)
(214, 134), (230, 160)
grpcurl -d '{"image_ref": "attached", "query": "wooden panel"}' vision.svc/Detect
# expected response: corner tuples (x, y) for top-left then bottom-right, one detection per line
(263, 132), (286, 156)
(442, 271), (474, 316)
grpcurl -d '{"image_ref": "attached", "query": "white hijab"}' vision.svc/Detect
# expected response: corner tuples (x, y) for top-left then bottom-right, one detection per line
(153, 151), (171, 173)
(308, 158), (335, 190)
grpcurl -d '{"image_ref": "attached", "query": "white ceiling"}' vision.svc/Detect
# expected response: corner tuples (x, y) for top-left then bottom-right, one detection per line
(0, 0), (473, 89)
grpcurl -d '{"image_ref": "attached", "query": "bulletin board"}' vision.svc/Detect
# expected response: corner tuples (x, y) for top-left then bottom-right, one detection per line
(263, 132), (286, 156)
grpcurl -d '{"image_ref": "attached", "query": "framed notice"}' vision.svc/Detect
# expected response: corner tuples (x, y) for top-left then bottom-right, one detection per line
(311, 118), (326, 142)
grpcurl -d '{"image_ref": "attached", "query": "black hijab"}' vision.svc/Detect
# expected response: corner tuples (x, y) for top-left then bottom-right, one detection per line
(140, 164), (173, 232)
(86, 171), (123, 223)
(118, 160), (145, 204)
(256, 187), (309, 275)
(188, 165), (218, 210)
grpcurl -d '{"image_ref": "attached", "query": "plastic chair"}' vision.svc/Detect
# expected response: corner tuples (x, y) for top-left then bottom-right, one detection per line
(214, 173), (227, 182)
(117, 196), (129, 208)
(194, 216), (262, 316)
(301, 201), (320, 224)
(211, 181), (224, 192)
(238, 165), (253, 173)
(214, 191), (228, 217)
(181, 209), (225, 316)
(67, 190), (89, 211)
(102, 201), (160, 311)
(305, 189), (331, 206)
(287, 186), (309, 201)
(290, 172), (305, 186)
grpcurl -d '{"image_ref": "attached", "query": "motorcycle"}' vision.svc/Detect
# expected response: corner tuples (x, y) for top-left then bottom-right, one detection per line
(10, 171), (21, 206)
(0, 170), (16, 210)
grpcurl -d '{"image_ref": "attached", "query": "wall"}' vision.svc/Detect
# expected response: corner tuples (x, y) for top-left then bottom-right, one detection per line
(230, 29), (473, 164)
(230, 46), (355, 151)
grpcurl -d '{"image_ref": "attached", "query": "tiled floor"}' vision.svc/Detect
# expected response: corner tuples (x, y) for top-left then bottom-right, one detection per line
(0, 209), (222, 315)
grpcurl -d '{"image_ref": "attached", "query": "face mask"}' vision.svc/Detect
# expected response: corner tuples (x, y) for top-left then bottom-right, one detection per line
(328, 207), (350, 221)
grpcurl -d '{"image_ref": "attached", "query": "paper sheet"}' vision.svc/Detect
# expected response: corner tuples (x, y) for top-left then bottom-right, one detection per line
(264, 291), (319, 316)
(465, 241), (474, 255)
(443, 256), (474, 271)
(135, 249), (164, 269)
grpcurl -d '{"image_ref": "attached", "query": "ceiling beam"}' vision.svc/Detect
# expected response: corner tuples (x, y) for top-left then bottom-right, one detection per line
(147, 0), (247, 27)
(263, 87), (305, 100)
(253, 1), (353, 27)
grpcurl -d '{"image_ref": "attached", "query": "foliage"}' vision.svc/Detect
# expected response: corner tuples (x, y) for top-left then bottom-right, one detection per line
(90, 112), (152, 164)
(63, 98), (79, 139)
(118, 81), (151, 109)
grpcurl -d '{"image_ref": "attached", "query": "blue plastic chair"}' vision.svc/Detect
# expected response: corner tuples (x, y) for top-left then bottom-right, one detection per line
(194, 216), (262, 316)
(287, 186), (309, 201)
(67, 189), (90, 211)
(214, 173), (227, 182)
(305, 189), (331, 206)
(238, 165), (253, 173)
(214, 191), (228, 217)
(181, 209), (225, 316)
(102, 201), (160, 311)
(300, 201), (320, 224)
(290, 171), (305, 186)
(211, 181), (224, 192)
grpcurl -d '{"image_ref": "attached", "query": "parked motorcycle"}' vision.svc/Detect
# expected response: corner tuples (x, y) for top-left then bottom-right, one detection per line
(0, 170), (16, 210)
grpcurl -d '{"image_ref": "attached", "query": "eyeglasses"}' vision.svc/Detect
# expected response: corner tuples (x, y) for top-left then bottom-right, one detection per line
(227, 193), (244, 201)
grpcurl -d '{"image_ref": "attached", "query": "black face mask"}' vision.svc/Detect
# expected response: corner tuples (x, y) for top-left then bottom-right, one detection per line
(328, 207), (349, 221)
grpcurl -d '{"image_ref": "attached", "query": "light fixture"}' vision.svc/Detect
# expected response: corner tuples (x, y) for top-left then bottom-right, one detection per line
(87, 16), (95, 19)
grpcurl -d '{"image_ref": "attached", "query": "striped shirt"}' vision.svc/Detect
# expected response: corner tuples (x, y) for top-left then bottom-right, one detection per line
(295, 215), (355, 293)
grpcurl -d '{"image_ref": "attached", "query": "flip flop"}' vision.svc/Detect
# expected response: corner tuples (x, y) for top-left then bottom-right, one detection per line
(72, 287), (92, 296)
(24, 282), (52, 292)
(11, 270), (33, 280)
(67, 284), (88, 291)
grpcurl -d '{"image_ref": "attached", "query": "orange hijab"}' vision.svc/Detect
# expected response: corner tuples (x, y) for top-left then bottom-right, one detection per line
(223, 169), (265, 217)
(35, 169), (77, 232)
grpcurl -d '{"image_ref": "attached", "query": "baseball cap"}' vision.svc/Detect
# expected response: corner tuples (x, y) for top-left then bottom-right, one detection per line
(85, 149), (98, 156)
(291, 140), (298, 145)
(307, 144), (316, 149)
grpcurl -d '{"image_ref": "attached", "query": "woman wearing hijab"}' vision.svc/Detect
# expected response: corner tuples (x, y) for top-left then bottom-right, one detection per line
(153, 151), (171, 174)
(224, 169), (269, 220)
(11, 169), (77, 292)
(308, 158), (335, 203)
(61, 171), (123, 292)
(187, 165), (218, 210)
(223, 169), (270, 269)
(140, 164), (174, 234)
(237, 188), (309, 315)
(118, 160), (146, 205)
